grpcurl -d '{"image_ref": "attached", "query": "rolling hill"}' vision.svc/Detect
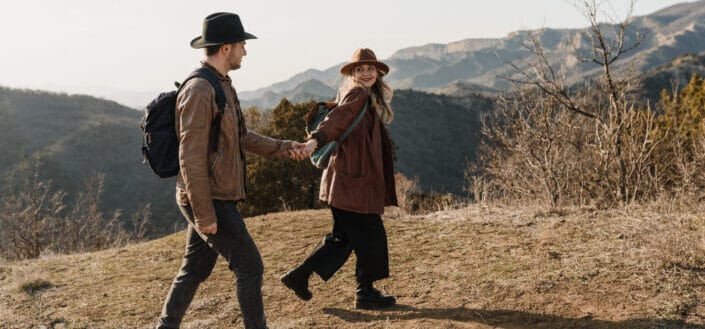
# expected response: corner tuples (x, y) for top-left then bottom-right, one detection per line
(1, 205), (704, 328)
(0, 87), (180, 234)
(639, 52), (705, 105)
(0, 85), (493, 223)
(389, 90), (493, 194)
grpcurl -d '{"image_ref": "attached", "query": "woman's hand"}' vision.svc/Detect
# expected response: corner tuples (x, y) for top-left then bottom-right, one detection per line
(303, 139), (318, 154)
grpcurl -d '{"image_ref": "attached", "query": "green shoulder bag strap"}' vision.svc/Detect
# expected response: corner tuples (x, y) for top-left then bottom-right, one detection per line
(337, 97), (369, 143)
(309, 96), (370, 169)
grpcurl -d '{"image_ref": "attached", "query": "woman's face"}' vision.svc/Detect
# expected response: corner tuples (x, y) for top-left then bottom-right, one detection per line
(352, 64), (379, 88)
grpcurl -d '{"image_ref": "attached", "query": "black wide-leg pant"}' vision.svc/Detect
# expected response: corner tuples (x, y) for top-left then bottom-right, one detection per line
(300, 206), (389, 284)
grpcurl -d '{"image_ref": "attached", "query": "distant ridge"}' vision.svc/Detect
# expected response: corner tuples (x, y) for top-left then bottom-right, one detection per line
(240, 79), (336, 109)
(638, 51), (705, 104)
(240, 0), (705, 109)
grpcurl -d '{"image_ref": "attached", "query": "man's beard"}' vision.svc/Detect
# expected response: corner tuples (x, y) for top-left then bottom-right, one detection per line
(229, 55), (241, 70)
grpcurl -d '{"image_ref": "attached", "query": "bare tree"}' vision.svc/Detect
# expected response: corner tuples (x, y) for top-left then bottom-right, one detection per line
(471, 89), (593, 206)
(476, 0), (661, 206)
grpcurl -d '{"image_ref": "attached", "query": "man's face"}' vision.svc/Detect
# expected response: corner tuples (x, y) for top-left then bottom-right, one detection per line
(227, 41), (247, 70)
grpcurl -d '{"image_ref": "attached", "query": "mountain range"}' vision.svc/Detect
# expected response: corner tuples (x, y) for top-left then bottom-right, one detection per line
(2, 1), (705, 234)
(239, 0), (705, 109)
(0, 86), (494, 235)
(639, 52), (705, 104)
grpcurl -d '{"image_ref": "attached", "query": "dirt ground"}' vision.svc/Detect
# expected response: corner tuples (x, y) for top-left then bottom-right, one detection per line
(1, 204), (704, 328)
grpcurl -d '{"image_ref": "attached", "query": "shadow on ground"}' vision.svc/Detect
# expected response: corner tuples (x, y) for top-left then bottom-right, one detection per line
(322, 305), (704, 329)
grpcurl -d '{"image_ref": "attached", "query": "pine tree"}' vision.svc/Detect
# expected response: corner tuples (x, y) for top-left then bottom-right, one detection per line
(658, 73), (705, 159)
(243, 99), (323, 216)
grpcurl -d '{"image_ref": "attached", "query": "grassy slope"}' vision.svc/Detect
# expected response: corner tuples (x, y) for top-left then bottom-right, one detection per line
(1, 205), (704, 329)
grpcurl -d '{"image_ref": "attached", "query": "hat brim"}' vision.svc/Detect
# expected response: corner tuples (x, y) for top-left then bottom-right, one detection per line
(190, 32), (257, 49)
(340, 60), (389, 76)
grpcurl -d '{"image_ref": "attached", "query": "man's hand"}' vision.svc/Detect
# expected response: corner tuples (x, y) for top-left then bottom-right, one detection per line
(197, 222), (217, 235)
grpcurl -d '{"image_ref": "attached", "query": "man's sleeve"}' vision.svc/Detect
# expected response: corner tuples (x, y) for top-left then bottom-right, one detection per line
(177, 79), (217, 227)
(243, 131), (293, 159)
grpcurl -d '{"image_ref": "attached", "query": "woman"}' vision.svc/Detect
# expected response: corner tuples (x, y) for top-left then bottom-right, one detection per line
(281, 48), (398, 309)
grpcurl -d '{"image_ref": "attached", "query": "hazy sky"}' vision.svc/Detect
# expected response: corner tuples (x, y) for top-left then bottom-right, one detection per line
(0, 0), (696, 107)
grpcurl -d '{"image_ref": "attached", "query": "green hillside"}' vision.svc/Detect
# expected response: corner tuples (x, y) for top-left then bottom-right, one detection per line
(639, 52), (705, 106)
(0, 87), (179, 234)
(0, 86), (492, 237)
(390, 89), (494, 194)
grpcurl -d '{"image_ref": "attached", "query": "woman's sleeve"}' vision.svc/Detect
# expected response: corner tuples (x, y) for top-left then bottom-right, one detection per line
(309, 87), (368, 146)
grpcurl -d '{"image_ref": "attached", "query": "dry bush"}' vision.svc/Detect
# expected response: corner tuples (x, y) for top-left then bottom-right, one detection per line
(469, 91), (593, 206)
(395, 172), (465, 214)
(473, 88), (674, 208)
(0, 170), (149, 261)
(19, 279), (53, 295)
(394, 172), (421, 213)
(470, 0), (677, 207)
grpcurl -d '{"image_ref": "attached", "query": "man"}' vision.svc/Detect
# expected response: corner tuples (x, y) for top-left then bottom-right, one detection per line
(156, 12), (307, 329)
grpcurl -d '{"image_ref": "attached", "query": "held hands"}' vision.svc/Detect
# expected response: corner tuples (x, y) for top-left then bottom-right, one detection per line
(288, 142), (307, 160)
(289, 140), (318, 161)
(303, 139), (317, 154)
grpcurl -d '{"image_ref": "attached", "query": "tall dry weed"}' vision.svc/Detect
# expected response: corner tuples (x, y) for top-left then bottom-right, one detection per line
(395, 173), (466, 215)
(0, 169), (149, 260)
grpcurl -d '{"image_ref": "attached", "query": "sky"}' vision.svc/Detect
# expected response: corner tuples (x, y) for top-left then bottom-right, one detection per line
(0, 0), (696, 108)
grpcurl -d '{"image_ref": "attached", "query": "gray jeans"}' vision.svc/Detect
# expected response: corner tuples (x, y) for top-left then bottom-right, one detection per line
(156, 200), (267, 329)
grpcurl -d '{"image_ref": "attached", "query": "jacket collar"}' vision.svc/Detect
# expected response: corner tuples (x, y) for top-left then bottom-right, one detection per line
(201, 61), (232, 83)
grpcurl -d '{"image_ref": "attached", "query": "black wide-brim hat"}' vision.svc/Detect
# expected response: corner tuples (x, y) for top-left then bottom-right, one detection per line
(190, 12), (257, 49)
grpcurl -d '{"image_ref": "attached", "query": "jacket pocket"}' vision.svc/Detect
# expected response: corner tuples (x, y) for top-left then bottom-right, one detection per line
(210, 152), (237, 193)
(331, 171), (369, 211)
(334, 143), (364, 178)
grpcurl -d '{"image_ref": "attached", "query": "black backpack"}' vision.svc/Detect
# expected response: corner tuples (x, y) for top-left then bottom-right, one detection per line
(140, 67), (226, 178)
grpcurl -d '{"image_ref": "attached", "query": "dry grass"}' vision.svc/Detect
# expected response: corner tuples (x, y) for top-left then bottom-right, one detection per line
(1, 204), (705, 328)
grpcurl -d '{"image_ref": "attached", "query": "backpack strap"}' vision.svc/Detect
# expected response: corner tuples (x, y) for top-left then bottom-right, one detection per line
(177, 67), (227, 152)
(337, 97), (369, 143)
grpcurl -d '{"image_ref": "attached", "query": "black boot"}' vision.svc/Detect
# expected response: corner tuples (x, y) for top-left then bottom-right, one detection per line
(280, 267), (313, 301)
(355, 284), (396, 309)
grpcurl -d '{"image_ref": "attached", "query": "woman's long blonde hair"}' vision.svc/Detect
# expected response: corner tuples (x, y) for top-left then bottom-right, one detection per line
(335, 69), (394, 124)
